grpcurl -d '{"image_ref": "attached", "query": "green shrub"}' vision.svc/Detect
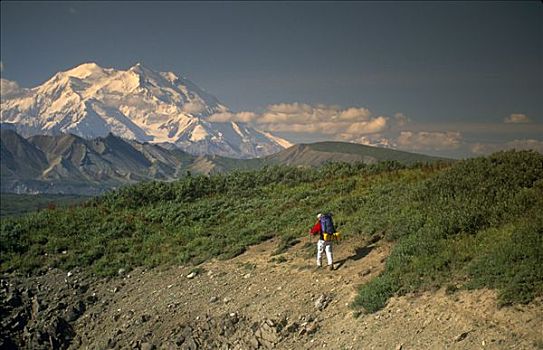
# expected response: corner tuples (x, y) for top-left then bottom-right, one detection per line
(353, 150), (543, 312)
(353, 273), (400, 313)
(467, 213), (543, 306)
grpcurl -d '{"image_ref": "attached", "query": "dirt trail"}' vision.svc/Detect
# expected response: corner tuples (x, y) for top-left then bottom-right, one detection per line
(2, 235), (542, 349)
(70, 236), (542, 349)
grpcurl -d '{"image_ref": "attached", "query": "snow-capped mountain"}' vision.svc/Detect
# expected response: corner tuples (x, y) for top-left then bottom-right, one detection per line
(0, 62), (292, 158)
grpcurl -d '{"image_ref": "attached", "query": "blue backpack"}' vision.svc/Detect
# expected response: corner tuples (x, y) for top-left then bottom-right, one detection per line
(320, 213), (336, 234)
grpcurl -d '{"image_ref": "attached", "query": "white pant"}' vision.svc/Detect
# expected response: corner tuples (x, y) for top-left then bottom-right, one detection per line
(317, 239), (333, 266)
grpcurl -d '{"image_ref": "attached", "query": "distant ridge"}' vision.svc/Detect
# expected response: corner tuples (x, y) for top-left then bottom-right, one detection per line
(266, 141), (447, 166)
(1, 130), (448, 194)
(1, 129), (215, 194)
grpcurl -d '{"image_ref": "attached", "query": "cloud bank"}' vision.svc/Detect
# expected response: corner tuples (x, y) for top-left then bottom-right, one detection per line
(504, 113), (531, 124)
(396, 131), (463, 151)
(208, 102), (542, 157)
(209, 103), (389, 137)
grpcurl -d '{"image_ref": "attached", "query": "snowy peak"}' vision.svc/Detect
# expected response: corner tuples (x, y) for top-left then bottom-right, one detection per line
(128, 63), (162, 87)
(1, 62), (292, 158)
(128, 62), (155, 76)
(63, 62), (109, 80)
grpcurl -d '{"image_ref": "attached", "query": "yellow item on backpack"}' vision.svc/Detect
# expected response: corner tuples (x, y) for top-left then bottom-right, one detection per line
(323, 232), (341, 241)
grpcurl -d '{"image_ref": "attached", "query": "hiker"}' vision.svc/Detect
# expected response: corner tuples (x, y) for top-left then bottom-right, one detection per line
(310, 213), (335, 270)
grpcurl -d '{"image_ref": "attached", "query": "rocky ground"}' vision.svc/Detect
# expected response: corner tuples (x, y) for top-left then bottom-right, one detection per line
(2, 235), (542, 349)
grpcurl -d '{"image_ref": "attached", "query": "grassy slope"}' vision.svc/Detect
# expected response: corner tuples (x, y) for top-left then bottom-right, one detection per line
(1, 151), (541, 311)
(352, 150), (543, 311)
(306, 141), (447, 163)
(265, 141), (448, 167)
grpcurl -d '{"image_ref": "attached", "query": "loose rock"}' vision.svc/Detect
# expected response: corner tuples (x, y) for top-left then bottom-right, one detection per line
(140, 342), (155, 350)
(455, 331), (470, 342)
(314, 294), (331, 311)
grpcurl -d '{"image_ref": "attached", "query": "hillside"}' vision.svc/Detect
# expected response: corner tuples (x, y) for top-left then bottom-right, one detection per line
(0, 129), (261, 194)
(0, 130), (445, 195)
(1, 150), (542, 348)
(266, 142), (445, 166)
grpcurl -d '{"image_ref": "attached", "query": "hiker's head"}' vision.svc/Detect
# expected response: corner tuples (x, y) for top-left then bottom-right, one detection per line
(317, 213), (322, 219)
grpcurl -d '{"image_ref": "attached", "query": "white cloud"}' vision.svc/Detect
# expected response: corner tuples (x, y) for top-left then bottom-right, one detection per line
(267, 102), (314, 114)
(396, 131), (462, 151)
(504, 113), (531, 124)
(345, 116), (388, 134)
(340, 134), (397, 148)
(207, 112), (233, 122)
(471, 139), (543, 155)
(208, 103), (388, 137)
(208, 111), (257, 123)
(263, 121), (344, 134)
(337, 107), (371, 121)
(0, 78), (26, 99)
(182, 101), (206, 114)
(394, 113), (409, 127)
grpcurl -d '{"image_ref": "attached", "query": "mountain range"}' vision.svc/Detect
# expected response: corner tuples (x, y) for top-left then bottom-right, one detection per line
(0, 62), (292, 159)
(1, 62), (447, 194)
(1, 129), (446, 195)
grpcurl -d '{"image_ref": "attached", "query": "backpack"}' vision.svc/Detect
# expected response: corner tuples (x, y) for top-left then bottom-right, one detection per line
(320, 213), (336, 234)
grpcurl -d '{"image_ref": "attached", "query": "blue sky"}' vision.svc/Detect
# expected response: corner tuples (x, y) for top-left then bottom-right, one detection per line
(1, 1), (542, 157)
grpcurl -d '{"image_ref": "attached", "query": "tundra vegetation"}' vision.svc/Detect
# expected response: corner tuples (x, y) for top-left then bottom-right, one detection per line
(1, 150), (541, 313)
